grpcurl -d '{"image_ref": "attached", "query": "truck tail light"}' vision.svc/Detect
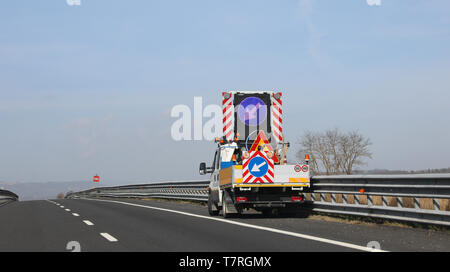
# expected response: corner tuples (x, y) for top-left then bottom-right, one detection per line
(236, 197), (248, 203)
(291, 196), (304, 202)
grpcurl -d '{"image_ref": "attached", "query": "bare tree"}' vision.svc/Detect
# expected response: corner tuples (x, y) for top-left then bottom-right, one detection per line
(56, 192), (65, 199)
(297, 129), (372, 175)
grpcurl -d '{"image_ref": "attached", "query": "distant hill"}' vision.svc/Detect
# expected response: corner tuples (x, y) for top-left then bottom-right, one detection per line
(354, 167), (450, 175)
(0, 181), (117, 201)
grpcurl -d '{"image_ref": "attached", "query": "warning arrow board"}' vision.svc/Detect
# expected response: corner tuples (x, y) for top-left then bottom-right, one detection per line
(243, 150), (274, 184)
(249, 130), (279, 164)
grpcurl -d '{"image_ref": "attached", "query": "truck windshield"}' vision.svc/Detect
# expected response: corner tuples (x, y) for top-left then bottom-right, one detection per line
(220, 143), (237, 162)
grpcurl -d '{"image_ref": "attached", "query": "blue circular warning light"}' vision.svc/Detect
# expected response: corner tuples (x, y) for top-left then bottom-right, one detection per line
(248, 156), (269, 178)
(237, 97), (267, 126)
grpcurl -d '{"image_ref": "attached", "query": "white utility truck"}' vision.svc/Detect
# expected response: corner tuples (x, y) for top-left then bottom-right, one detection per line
(199, 91), (311, 217)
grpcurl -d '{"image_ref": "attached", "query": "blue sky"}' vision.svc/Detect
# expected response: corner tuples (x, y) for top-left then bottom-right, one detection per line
(0, 0), (449, 183)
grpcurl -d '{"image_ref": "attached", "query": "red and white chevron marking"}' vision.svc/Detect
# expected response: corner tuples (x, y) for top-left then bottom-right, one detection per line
(243, 151), (274, 184)
(222, 92), (234, 141)
(271, 93), (283, 142)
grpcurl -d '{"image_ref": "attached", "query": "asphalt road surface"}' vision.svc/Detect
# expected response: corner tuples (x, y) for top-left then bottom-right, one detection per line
(0, 198), (449, 252)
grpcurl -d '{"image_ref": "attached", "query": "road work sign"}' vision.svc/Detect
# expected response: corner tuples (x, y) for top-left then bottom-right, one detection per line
(243, 151), (274, 183)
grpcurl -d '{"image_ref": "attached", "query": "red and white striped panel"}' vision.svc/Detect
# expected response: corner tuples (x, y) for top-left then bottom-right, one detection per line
(222, 92), (234, 141)
(271, 92), (283, 142)
(243, 151), (274, 184)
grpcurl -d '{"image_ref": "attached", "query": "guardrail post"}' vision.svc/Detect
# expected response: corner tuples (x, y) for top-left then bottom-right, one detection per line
(414, 198), (420, 210)
(433, 198), (440, 211)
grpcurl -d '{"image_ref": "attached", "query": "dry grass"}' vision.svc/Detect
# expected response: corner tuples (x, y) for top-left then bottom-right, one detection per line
(402, 197), (415, 208)
(372, 196), (382, 206)
(335, 194), (343, 203)
(308, 213), (450, 232)
(420, 198), (434, 210)
(440, 199), (450, 211)
(314, 193), (321, 201)
(387, 196), (398, 207)
(305, 193), (312, 201)
(346, 194), (355, 204)
(359, 195), (368, 205)
(307, 214), (413, 229)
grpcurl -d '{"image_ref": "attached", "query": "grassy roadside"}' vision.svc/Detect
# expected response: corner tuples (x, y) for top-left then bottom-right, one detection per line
(306, 212), (450, 233)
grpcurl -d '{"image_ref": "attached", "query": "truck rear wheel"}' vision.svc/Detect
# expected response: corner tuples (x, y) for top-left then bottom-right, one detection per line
(222, 192), (229, 218)
(208, 194), (219, 216)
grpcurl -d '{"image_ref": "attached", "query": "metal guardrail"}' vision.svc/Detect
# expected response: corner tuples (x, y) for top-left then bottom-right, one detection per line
(66, 174), (450, 227)
(0, 190), (19, 206)
(307, 174), (450, 227)
(67, 180), (210, 202)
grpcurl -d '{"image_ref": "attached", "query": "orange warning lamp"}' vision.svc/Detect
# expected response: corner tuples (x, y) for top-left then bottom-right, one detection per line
(360, 188), (365, 194)
(304, 154), (310, 161)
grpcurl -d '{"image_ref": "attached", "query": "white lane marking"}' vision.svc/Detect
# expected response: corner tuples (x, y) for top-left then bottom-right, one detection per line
(72, 213), (80, 217)
(60, 206), (65, 208)
(65, 209), (71, 212)
(83, 220), (94, 226)
(82, 198), (386, 252)
(100, 233), (118, 242)
(46, 200), (59, 205)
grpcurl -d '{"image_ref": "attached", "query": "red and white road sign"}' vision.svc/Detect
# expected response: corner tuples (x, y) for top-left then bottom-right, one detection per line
(243, 150), (274, 184)
(93, 175), (100, 183)
(249, 131), (280, 164)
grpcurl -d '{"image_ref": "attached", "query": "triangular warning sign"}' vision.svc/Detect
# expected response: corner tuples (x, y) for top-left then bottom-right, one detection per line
(249, 131), (279, 163)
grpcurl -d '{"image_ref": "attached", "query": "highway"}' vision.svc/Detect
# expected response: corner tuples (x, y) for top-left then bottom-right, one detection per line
(0, 198), (449, 252)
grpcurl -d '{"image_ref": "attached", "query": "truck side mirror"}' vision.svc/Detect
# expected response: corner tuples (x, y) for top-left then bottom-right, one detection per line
(199, 162), (207, 175)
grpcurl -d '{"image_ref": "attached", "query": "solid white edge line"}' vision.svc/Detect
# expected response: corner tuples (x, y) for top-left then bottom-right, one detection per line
(83, 220), (94, 226)
(100, 232), (118, 242)
(81, 198), (386, 252)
